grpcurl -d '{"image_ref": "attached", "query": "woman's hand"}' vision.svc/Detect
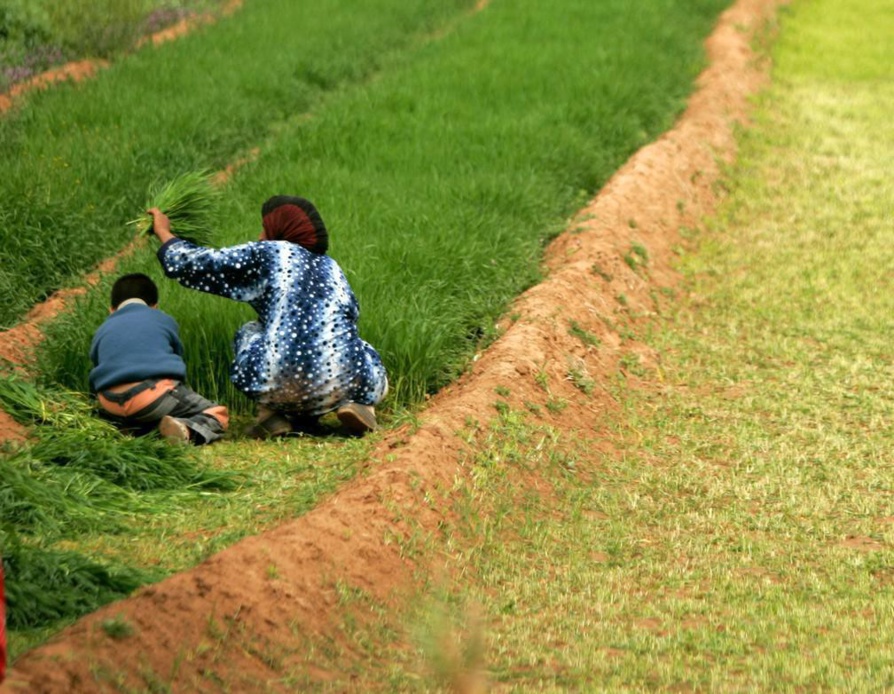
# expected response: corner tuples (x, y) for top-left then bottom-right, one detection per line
(147, 208), (176, 244)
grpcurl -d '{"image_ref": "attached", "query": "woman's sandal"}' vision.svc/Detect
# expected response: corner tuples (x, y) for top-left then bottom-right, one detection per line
(336, 402), (377, 435)
(245, 411), (293, 439)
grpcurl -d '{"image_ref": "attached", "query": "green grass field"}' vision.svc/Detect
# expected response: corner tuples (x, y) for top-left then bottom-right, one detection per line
(35, 0), (730, 411)
(0, 0), (478, 326)
(10, 0), (890, 687)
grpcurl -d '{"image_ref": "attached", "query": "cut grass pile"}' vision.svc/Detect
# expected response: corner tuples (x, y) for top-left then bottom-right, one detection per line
(0, 374), (237, 492)
(37, 0), (733, 412)
(0, 373), (240, 634)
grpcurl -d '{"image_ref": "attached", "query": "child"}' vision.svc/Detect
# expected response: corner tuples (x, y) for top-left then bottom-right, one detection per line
(149, 196), (388, 438)
(89, 273), (228, 444)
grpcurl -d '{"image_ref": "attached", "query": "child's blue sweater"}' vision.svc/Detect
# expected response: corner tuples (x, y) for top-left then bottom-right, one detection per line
(89, 302), (187, 393)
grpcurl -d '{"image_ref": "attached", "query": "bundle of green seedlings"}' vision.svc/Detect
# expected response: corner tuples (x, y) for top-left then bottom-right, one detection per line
(0, 373), (241, 629)
(128, 169), (222, 246)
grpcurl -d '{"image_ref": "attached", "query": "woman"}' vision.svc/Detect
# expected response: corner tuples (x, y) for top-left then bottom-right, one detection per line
(149, 196), (388, 437)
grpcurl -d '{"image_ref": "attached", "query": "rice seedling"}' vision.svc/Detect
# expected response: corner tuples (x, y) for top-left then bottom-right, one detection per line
(127, 169), (221, 246)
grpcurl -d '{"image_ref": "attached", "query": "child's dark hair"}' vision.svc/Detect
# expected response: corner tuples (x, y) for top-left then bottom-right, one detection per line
(111, 273), (158, 309)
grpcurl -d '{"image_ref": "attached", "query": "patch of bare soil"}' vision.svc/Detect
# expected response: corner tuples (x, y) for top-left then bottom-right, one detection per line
(0, 0), (781, 690)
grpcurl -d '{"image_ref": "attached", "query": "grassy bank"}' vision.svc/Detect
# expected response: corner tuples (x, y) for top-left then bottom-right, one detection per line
(350, 0), (892, 689)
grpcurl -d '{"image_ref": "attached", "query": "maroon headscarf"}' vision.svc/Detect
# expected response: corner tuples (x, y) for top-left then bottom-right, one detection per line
(261, 196), (328, 254)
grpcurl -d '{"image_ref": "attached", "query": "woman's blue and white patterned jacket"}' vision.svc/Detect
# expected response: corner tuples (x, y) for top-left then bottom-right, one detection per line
(158, 238), (387, 416)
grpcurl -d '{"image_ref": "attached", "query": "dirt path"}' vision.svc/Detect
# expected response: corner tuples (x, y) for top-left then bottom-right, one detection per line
(1, 0), (781, 690)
